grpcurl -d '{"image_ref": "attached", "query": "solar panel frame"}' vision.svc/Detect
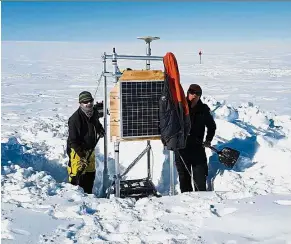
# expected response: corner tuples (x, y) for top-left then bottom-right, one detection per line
(120, 80), (164, 139)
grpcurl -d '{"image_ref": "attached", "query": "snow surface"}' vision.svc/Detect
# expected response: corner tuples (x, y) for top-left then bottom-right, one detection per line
(1, 41), (291, 243)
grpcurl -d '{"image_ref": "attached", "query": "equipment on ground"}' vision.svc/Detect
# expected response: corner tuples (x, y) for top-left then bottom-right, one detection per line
(107, 178), (161, 200)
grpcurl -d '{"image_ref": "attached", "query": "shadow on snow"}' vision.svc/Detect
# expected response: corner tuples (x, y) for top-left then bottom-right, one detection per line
(1, 137), (68, 183)
(207, 135), (259, 191)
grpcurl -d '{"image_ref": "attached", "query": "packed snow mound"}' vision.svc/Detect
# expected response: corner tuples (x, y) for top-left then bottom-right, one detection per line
(1, 117), (113, 196)
(200, 97), (291, 196)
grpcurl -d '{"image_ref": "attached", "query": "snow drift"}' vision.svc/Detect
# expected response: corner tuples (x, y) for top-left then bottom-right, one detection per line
(2, 41), (291, 243)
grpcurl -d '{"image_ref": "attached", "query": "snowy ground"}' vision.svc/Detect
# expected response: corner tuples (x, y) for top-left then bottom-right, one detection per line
(1, 41), (291, 243)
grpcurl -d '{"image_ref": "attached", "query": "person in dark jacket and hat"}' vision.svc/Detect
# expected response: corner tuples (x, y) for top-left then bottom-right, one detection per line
(175, 84), (216, 192)
(67, 91), (105, 194)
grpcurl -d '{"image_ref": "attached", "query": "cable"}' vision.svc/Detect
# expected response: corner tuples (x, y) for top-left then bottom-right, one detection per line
(176, 150), (200, 191)
(93, 63), (122, 100)
(150, 147), (154, 180)
(93, 72), (104, 100)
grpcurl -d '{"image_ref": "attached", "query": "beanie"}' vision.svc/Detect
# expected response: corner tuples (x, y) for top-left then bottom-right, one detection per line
(79, 91), (93, 103)
(188, 84), (202, 95)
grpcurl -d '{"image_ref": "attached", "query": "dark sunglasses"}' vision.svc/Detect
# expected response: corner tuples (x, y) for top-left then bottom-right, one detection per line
(188, 89), (202, 96)
(82, 99), (94, 104)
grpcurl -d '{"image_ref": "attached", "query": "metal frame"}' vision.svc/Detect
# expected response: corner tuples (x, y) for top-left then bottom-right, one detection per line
(101, 37), (175, 197)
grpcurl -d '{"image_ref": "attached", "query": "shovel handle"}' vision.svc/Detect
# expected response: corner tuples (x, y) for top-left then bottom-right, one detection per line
(207, 145), (221, 154)
(197, 139), (221, 154)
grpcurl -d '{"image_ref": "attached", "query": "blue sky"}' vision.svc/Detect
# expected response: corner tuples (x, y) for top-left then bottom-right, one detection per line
(2, 2), (291, 42)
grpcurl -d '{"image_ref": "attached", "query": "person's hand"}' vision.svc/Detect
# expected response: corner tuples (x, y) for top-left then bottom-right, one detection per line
(78, 157), (88, 173)
(203, 140), (211, 148)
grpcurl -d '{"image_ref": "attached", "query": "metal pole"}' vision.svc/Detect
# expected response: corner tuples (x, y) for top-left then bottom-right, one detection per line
(103, 72), (122, 78)
(104, 54), (163, 61)
(121, 144), (151, 178)
(114, 142), (120, 197)
(169, 151), (175, 195)
(146, 41), (151, 180)
(112, 48), (119, 83)
(102, 53), (109, 197)
(112, 48), (121, 197)
(146, 42), (151, 70)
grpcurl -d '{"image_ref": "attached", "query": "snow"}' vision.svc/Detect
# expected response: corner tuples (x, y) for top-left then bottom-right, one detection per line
(1, 41), (291, 243)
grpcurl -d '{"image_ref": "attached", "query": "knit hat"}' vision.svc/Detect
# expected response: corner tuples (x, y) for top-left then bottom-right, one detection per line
(188, 84), (202, 95)
(79, 91), (93, 103)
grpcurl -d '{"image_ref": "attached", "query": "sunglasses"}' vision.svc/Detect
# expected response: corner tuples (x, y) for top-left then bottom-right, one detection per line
(188, 89), (202, 96)
(82, 99), (94, 104)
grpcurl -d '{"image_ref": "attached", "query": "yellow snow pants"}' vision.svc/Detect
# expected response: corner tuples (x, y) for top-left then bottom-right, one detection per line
(67, 148), (95, 182)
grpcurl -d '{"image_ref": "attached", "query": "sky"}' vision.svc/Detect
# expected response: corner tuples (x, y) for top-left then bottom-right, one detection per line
(2, 1), (291, 42)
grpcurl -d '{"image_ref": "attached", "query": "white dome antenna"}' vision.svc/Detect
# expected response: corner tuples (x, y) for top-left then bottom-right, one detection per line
(137, 36), (160, 70)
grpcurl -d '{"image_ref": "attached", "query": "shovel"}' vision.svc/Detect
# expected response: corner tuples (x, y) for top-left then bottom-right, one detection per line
(206, 145), (240, 168)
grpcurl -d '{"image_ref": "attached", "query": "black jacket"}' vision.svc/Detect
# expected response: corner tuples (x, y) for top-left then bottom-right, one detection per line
(159, 75), (191, 151)
(185, 99), (216, 149)
(67, 107), (104, 158)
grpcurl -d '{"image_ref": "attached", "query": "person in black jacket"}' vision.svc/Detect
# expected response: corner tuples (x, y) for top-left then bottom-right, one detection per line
(175, 84), (216, 192)
(67, 91), (105, 194)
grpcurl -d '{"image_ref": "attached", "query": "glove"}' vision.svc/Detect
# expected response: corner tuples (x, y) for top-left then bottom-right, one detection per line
(203, 140), (211, 148)
(78, 157), (88, 174)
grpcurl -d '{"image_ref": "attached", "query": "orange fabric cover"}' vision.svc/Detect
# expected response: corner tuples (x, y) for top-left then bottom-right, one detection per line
(163, 52), (189, 116)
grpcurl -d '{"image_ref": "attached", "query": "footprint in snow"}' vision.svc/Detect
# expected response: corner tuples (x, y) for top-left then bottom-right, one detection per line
(210, 205), (238, 217)
(10, 227), (31, 236)
(274, 200), (291, 206)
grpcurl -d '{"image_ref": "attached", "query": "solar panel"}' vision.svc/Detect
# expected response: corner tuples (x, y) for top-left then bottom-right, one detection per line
(120, 80), (164, 138)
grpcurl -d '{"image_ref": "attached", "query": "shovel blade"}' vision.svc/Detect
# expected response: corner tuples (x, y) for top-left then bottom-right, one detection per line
(218, 147), (240, 168)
